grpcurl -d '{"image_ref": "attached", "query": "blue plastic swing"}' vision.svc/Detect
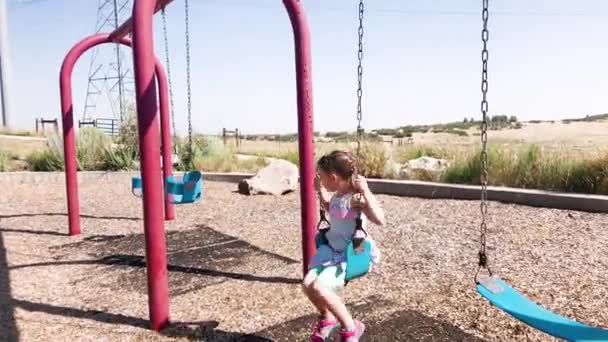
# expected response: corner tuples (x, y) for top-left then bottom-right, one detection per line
(477, 276), (608, 342)
(131, 170), (203, 204)
(314, 224), (373, 282)
(131, 176), (143, 198)
(165, 170), (203, 204)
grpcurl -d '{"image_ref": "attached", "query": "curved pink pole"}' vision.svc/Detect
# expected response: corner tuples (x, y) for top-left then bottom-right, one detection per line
(59, 33), (174, 237)
(131, 0), (315, 331)
(132, 1), (169, 331)
(282, 0), (316, 277)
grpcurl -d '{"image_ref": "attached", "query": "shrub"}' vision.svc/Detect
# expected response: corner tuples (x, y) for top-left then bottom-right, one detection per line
(0, 150), (13, 171)
(357, 143), (389, 178)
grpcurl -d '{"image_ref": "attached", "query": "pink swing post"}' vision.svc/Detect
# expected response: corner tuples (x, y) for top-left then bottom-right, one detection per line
(59, 33), (175, 237)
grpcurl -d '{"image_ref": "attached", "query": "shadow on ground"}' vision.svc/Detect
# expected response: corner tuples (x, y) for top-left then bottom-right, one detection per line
(2, 221), (488, 341)
(13, 298), (270, 341)
(8, 294), (488, 342)
(0, 231), (19, 341)
(0, 212), (140, 221)
(31, 225), (300, 296)
(256, 295), (488, 342)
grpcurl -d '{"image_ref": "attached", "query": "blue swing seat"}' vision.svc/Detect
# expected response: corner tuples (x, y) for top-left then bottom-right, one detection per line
(477, 275), (608, 341)
(131, 176), (143, 198)
(314, 231), (373, 282)
(130, 170), (203, 204)
(165, 171), (203, 204)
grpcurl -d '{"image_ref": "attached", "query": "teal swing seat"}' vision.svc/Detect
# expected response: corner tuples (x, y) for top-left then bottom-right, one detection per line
(314, 213), (373, 282)
(131, 170), (203, 204)
(165, 170), (203, 204)
(131, 176), (143, 198)
(477, 276), (608, 342)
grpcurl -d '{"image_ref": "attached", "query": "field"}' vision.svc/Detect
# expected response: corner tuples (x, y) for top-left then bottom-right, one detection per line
(2, 120), (608, 195)
(236, 121), (608, 158)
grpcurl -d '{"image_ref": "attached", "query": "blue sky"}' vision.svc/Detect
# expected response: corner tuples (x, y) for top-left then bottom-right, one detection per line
(5, 0), (608, 135)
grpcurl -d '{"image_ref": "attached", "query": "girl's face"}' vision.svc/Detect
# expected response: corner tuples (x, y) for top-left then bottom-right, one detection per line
(319, 169), (350, 193)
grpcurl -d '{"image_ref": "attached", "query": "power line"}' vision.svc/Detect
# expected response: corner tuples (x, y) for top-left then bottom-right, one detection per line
(203, 0), (608, 18)
(9, 0), (608, 18)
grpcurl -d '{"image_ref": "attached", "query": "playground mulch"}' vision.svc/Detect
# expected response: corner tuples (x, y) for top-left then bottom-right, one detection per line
(1, 174), (607, 341)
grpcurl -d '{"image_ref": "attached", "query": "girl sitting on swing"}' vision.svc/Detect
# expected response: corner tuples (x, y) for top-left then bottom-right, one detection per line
(303, 150), (385, 342)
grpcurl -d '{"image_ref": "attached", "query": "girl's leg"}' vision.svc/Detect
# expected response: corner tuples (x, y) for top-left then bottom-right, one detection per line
(304, 266), (356, 331)
(309, 280), (355, 331)
(303, 269), (336, 321)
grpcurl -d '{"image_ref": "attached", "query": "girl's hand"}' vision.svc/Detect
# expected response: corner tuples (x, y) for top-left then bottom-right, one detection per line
(350, 193), (367, 209)
(352, 174), (370, 194)
(316, 175), (331, 210)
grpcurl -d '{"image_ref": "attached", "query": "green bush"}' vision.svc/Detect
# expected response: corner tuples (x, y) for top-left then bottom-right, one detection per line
(277, 151), (299, 166)
(77, 127), (111, 170)
(0, 150), (13, 171)
(28, 149), (64, 171)
(100, 145), (137, 171)
(27, 133), (64, 171)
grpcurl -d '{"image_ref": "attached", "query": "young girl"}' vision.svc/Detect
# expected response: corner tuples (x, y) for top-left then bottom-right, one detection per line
(302, 150), (385, 342)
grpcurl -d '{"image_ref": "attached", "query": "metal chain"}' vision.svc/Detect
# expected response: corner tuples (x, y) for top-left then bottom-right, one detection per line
(355, 0), (364, 161)
(184, 0), (194, 168)
(477, 0), (492, 280)
(161, 8), (177, 152)
(353, 0), (365, 225)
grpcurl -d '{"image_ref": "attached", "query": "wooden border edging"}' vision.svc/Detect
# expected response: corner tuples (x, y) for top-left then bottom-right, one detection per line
(2, 171), (607, 213)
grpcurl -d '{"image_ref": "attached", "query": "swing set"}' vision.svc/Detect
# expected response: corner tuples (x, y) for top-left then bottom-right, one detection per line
(57, 0), (608, 338)
(59, 0), (318, 332)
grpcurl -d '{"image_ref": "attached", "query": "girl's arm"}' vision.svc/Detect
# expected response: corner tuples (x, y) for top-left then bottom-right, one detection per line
(361, 190), (385, 226)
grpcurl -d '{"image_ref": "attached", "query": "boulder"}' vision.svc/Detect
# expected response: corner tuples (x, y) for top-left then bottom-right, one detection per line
(238, 159), (299, 196)
(400, 156), (449, 180)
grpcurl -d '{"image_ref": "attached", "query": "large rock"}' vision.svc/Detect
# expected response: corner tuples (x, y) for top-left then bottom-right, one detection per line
(400, 156), (449, 181)
(238, 159), (299, 196)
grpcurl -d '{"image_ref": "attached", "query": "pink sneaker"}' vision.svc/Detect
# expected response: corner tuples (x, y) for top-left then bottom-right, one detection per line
(310, 317), (339, 342)
(338, 320), (365, 342)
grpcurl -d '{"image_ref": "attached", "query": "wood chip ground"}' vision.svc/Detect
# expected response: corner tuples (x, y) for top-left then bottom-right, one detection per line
(1, 175), (607, 341)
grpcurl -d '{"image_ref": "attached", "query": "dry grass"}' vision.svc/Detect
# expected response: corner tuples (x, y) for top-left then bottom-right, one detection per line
(1, 175), (607, 341)
(0, 134), (46, 158)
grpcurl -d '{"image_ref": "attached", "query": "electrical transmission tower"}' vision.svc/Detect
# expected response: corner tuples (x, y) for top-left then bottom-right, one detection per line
(82, 0), (133, 126)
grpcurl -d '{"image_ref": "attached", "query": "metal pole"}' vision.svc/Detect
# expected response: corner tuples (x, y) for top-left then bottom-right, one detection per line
(0, 0), (12, 128)
(283, 0), (316, 275)
(155, 57), (175, 221)
(132, 0), (170, 331)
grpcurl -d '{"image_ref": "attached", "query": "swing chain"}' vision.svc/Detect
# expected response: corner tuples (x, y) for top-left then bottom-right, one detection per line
(355, 0), (364, 159)
(352, 0), (365, 226)
(477, 0), (492, 280)
(184, 0), (194, 168)
(161, 7), (177, 151)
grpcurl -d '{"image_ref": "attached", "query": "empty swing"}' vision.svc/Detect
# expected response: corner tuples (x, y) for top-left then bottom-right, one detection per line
(132, 0), (203, 205)
(474, 1), (608, 340)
